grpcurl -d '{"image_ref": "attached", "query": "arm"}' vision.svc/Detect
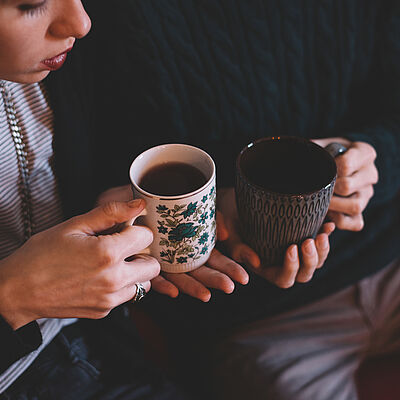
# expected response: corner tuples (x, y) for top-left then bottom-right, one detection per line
(335, 2), (400, 206)
(0, 200), (159, 372)
(96, 185), (249, 302)
(310, 5), (400, 231)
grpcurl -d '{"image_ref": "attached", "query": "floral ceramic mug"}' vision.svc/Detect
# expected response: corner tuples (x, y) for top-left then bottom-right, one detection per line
(129, 144), (216, 273)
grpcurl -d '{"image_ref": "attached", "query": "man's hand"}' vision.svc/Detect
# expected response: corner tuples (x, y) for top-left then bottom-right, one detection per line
(151, 246), (249, 302)
(96, 185), (249, 302)
(313, 138), (378, 231)
(217, 188), (335, 289)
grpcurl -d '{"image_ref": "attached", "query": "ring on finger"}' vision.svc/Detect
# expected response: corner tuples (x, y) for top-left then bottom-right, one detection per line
(131, 283), (147, 303)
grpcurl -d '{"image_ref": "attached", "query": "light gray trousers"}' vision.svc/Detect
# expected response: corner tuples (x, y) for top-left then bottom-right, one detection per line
(213, 258), (400, 400)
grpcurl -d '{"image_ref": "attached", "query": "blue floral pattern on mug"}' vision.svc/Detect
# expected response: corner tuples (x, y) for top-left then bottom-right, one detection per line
(156, 185), (216, 265)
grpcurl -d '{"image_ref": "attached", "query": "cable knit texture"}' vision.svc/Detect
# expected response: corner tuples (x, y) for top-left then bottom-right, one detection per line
(71, 0), (400, 329)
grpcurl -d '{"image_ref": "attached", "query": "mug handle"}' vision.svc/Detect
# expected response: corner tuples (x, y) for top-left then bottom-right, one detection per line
(323, 142), (348, 214)
(127, 204), (147, 226)
(324, 142), (348, 158)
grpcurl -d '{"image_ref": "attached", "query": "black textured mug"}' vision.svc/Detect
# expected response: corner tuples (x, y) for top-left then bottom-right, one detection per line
(235, 136), (346, 267)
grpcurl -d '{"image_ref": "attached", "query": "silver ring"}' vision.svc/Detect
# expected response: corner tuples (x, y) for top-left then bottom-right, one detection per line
(324, 142), (348, 158)
(131, 283), (146, 303)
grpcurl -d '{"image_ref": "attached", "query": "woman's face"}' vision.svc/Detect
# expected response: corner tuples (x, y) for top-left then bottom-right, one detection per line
(0, 0), (91, 83)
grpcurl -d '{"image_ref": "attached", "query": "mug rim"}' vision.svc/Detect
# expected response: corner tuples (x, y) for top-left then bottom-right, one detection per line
(236, 136), (337, 198)
(130, 143), (216, 200)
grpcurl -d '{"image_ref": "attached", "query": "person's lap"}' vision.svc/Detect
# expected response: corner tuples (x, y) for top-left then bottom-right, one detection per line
(0, 307), (192, 400)
(212, 258), (400, 400)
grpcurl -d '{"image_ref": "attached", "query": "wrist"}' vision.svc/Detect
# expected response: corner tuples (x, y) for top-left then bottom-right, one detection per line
(0, 260), (35, 330)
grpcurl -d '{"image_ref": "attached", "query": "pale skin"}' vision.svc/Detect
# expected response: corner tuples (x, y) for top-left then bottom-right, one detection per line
(0, 0), (248, 330)
(0, 0), (91, 83)
(97, 135), (379, 293)
(0, 0), (379, 331)
(218, 137), (378, 288)
(96, 186), (249, 303)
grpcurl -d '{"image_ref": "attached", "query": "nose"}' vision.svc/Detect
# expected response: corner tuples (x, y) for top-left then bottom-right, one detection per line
(49, 0), (92, 40)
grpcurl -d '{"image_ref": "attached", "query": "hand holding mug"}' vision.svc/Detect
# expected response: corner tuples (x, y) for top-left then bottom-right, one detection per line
(220, 136), (342, 288)
(97, 184), (248, 303)
(218, 188), (335, 288)
(0, 200), (158, 330)
(312, 138), (378, 231)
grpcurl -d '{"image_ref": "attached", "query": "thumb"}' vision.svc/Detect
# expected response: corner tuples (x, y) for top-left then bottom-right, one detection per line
(73, 199), (145, 235)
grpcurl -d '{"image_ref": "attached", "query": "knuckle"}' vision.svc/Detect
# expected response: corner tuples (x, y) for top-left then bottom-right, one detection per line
(148, 258), (161, 277)
(136, 254), (161, 277)
(130, 225), (154, 247)
(101, 201), (120, 218)
(95, 244), (116, 267)
(98, 251), (114, 268)
(217, 275), (232, 288)
(99, 272), (121, 292)
(340, 158), (353, 177)
(336, 178), (352, 196)
(368, 145), (377, 161)
(331, 213), (346, 230)
(141, 226), (154, 245)
(350, 200), (363, 215)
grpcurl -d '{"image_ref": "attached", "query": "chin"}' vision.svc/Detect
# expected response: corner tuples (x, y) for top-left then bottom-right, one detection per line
(1, 70), (50, 84)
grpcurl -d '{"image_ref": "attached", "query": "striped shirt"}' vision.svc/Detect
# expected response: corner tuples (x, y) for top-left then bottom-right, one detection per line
(0, 80), (76, 393)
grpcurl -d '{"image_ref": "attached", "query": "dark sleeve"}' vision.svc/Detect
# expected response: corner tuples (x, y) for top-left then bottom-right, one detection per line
(0, 316), (42, 374)
(343, 1), (400, 206)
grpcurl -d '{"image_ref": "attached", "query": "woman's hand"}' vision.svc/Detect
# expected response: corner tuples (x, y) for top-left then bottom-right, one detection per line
(312, 138), (378, 231)
(217, 188), (335, 289)
(0, 199), (159, 330)
(96, 185), (249, 302)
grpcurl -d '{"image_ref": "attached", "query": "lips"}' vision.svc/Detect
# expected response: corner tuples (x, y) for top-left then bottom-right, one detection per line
(42, 47), (73, 71)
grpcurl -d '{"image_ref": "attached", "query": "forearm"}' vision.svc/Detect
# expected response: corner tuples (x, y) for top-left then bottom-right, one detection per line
(341, 1), (400, 205)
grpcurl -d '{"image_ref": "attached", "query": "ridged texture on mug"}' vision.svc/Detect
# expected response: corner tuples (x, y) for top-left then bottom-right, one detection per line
(236, 174), (335, 266)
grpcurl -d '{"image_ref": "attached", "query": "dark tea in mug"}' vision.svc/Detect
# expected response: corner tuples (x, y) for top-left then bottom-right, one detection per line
(139, 162), (208, 196)
(236, 136), (337, 266)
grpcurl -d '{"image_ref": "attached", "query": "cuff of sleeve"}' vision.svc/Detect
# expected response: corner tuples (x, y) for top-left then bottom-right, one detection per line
(0, 315), (42, 356)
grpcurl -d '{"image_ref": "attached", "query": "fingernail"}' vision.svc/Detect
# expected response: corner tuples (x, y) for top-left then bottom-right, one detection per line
(224, 282), (235, 294)
(202, 292), (211, 303)
(128, 199), (143, 208)
(304, 240), (314, 255)
(321, 236), (329, 249)
(279, 280), (294, 289)
(289, 245), (297, 260)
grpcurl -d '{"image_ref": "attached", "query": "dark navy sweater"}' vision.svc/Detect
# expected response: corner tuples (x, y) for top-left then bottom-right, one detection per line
(1, 0), (399, 373)
(99, 0), (400, 336)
